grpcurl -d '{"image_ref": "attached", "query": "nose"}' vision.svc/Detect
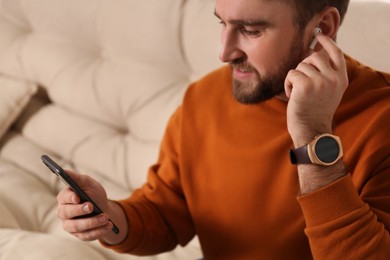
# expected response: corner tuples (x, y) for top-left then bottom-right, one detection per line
(219, 28), (244, 63)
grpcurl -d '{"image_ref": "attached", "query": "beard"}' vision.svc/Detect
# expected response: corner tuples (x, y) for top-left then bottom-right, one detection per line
(231, 33), (305, 104)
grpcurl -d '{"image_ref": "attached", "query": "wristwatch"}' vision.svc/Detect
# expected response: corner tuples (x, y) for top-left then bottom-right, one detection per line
(290, 133), (343, 166)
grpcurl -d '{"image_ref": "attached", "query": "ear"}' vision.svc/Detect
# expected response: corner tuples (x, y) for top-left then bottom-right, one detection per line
(316, 7), (341, 40)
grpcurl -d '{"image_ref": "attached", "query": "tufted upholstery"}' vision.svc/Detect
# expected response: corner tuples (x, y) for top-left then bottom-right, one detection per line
(0, 0), (221, 195)
(0, 0), (389, 259)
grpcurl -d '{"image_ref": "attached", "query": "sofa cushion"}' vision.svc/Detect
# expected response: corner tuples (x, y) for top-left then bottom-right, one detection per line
(0, 0), (192, 190)
(0, 230), (108, 260)
(0, 76), (37, 140)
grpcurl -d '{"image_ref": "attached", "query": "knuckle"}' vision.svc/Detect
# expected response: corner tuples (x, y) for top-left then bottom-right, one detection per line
(62, 220), (76, 232)
(296, 63), (304, 70)
(56, 206), (62, 218)
(69, 224), (110, 241)
(78, 231), (96, 242)
(56, 192), (62, 202)
(333, 47), (343, 57)
(73, 232), (87, 241)
(87, 218), (96, 228)
(57, 188), (75, 204)
(81, 232), (91, 241)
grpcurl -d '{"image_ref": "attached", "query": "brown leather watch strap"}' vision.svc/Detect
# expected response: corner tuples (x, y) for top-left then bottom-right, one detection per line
(290, 145), (311, 164)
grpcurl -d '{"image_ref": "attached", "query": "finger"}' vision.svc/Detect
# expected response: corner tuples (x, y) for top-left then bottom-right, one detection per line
(316, 34), (345, 70)
(62, 214), (109, 234)
(57, 202), (94, 219)
(284, 69), (308, 98)
(303, 48), (333, 73)
(64, 170), (101, 196)
(64, 170), (91, 188)
(57, 187), (80, 205)
(295, 62), (321, 79)
(284, 70), (293, 98)
(72, 222), (113, 241)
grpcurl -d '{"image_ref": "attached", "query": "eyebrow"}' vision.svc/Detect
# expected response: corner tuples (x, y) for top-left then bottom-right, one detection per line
(214, 10), (272, 28)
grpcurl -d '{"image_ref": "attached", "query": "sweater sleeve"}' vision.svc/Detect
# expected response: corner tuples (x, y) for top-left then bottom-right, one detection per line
(297, 68), (390, 259)
(100, 107), (196, 255)
(298, 173), (390, 259)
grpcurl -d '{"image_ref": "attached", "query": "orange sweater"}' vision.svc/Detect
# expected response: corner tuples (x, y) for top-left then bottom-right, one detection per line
(105, 56), (390, 259)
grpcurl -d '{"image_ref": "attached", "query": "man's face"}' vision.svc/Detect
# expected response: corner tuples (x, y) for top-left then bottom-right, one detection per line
(215, 0), (308, 104)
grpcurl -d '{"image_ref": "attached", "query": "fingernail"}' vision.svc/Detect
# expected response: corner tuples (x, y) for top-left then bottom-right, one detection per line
(98, 215), (107, 223)
(82, 204), (91, 213)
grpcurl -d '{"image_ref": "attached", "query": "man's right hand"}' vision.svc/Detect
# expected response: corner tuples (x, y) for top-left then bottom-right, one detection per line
(56, 170), (128, 244)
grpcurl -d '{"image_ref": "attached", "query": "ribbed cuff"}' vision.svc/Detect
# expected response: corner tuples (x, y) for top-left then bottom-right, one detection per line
(99, 200), (143, 253)
(297, 175), (365, 227)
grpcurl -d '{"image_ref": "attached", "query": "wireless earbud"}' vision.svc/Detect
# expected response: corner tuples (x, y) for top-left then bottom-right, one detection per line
(309, 27), (322, 50)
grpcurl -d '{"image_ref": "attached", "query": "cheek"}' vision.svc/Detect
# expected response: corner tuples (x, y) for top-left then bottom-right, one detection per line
(244, 43), (283, 75)
(245, 32), (297, 74)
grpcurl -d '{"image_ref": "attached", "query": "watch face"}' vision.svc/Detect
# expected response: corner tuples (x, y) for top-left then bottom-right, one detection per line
(315, 136), (340, 163)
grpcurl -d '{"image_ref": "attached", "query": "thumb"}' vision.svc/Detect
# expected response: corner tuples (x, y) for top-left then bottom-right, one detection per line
(63, 170), (89, 186)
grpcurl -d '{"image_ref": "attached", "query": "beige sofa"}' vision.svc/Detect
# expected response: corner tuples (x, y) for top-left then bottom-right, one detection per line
(0, 0), (389, 259)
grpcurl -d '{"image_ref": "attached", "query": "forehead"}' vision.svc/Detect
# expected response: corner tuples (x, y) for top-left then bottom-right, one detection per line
(215, 0), (295, 23)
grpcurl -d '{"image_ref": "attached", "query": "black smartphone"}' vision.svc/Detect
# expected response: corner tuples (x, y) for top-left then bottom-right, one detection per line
(41, 154), (119, 234)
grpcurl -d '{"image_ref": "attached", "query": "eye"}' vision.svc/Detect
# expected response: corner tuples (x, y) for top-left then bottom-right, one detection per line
(241, 27), (261, 37)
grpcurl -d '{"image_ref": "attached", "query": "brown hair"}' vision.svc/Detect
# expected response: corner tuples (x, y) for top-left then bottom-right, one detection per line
(282, 0), (350, 30)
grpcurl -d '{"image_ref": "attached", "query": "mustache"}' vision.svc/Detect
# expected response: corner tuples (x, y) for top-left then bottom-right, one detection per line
(230, 58), (255, 72)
